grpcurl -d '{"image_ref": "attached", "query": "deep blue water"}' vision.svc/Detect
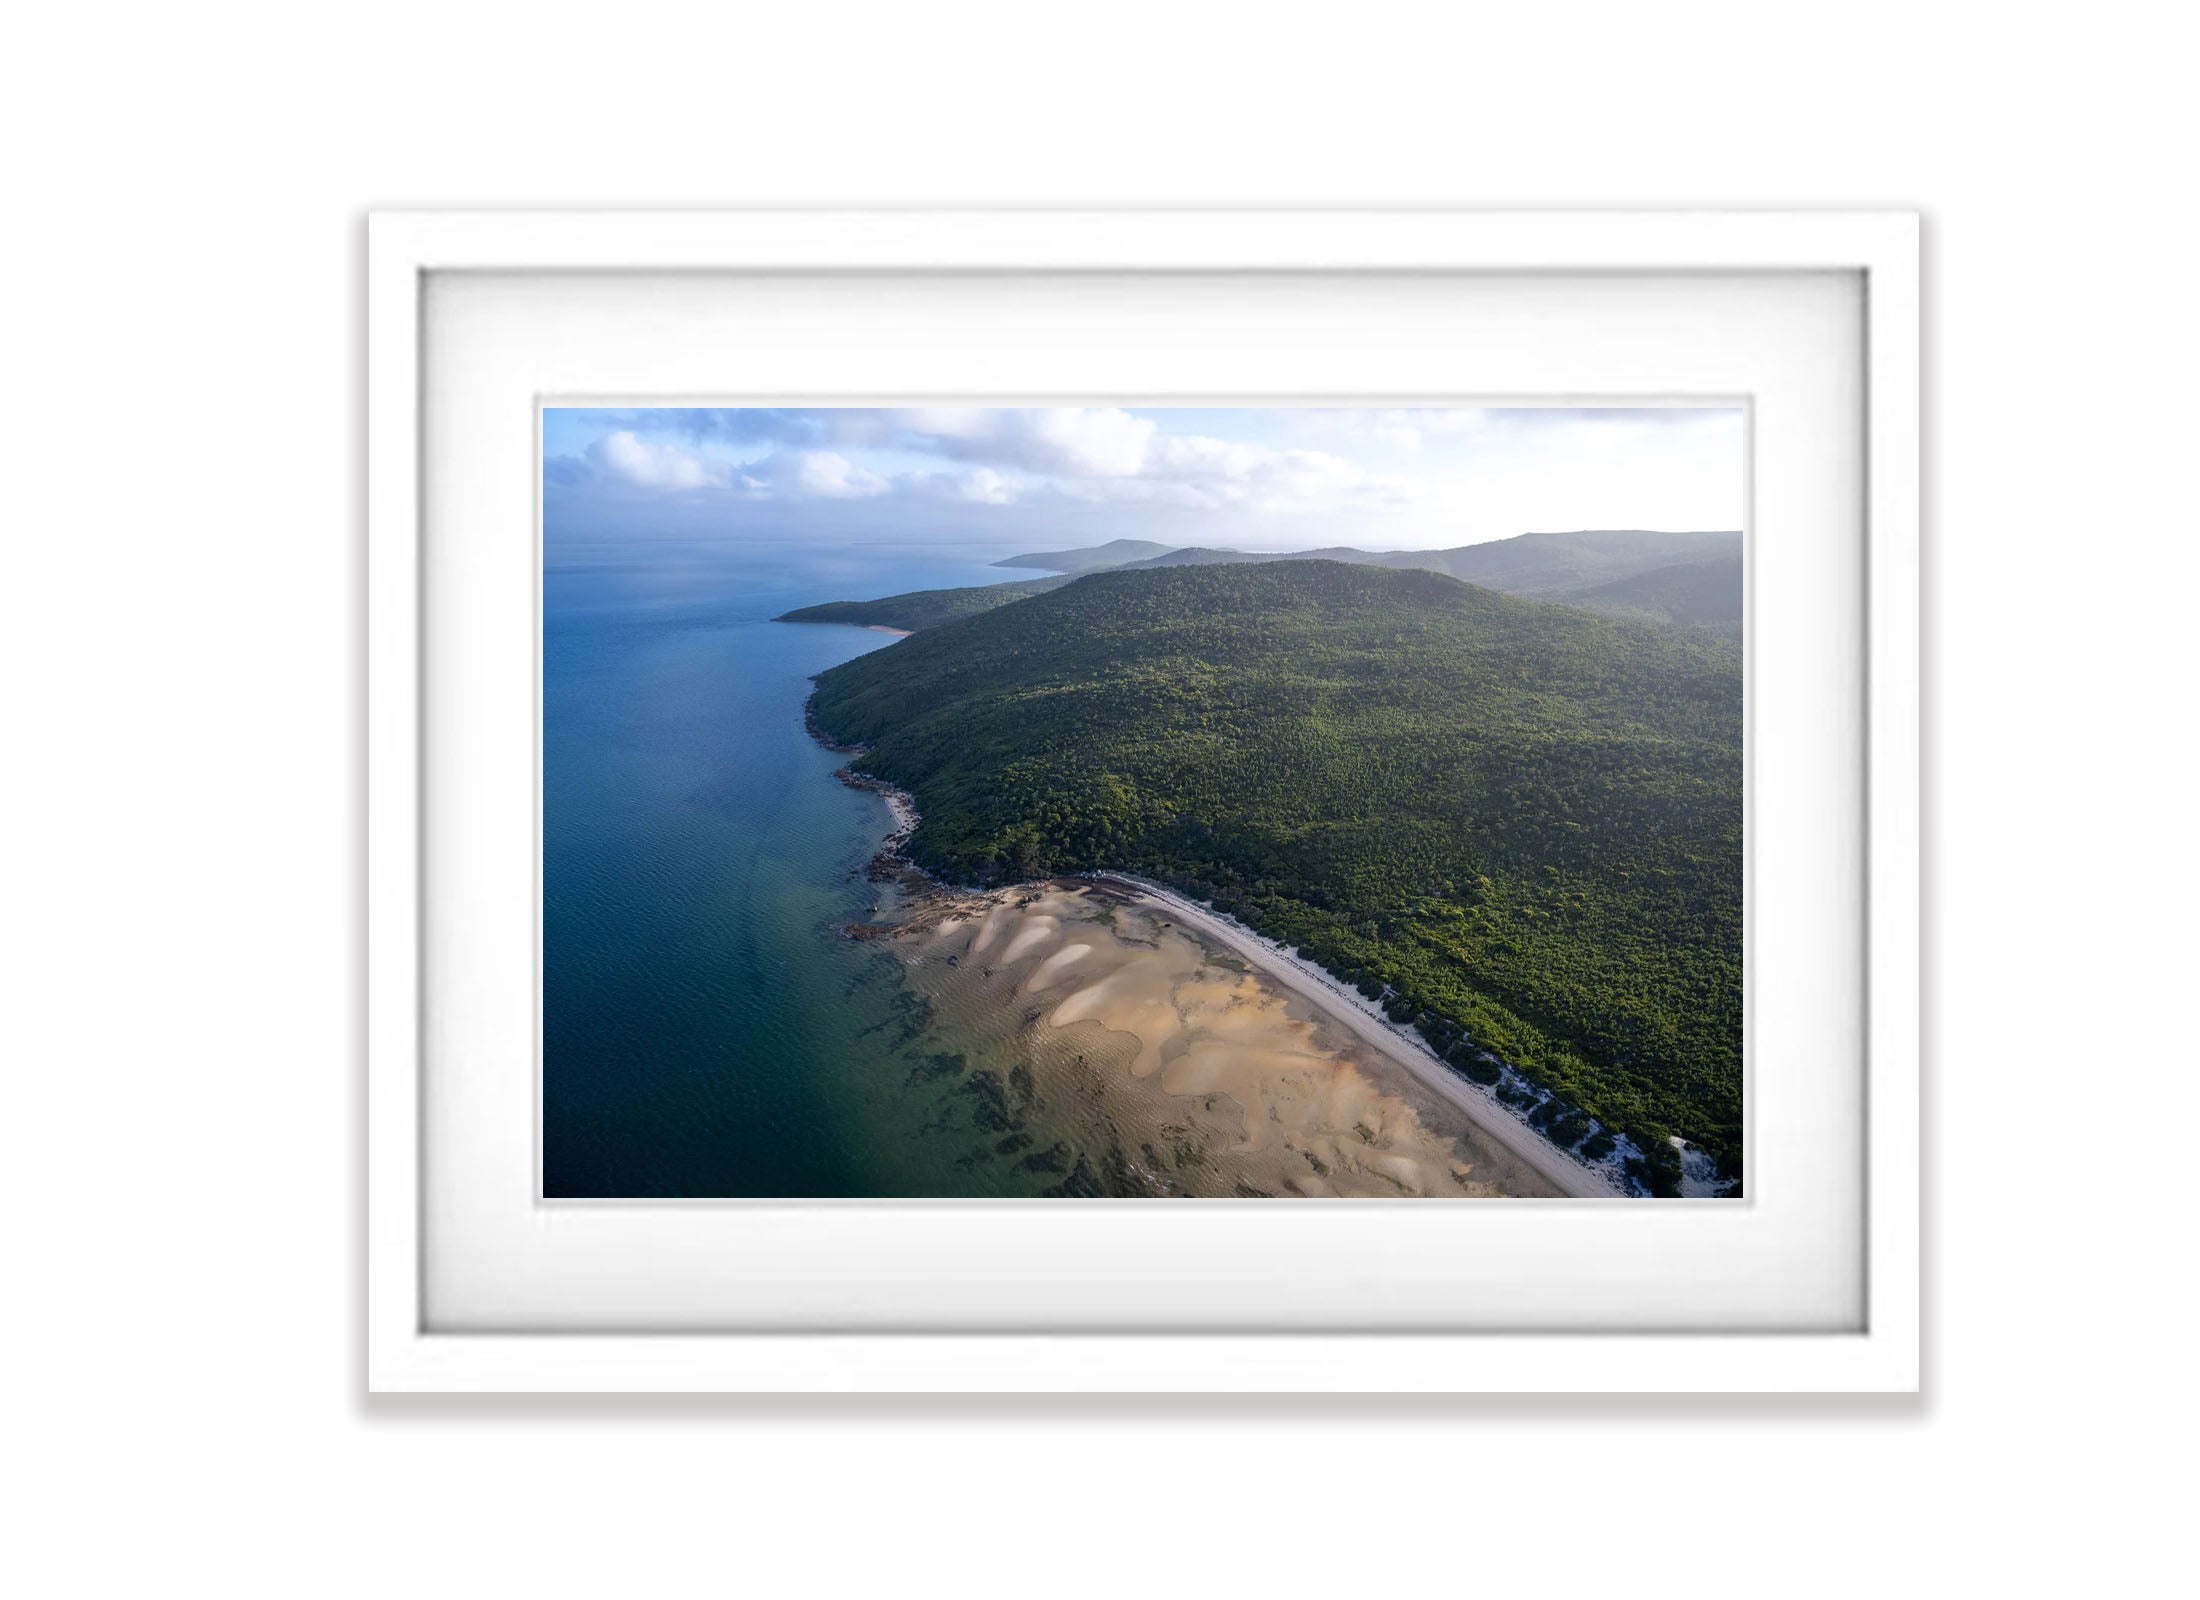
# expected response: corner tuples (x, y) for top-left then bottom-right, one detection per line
(542, 537), (1040, 1197)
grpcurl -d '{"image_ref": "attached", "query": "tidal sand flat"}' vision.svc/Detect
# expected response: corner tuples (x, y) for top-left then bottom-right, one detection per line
(896, 882), (1562, 1198)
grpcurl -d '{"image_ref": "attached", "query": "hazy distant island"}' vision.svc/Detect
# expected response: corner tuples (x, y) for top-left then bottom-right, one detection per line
(782, 530), (1743, 1196)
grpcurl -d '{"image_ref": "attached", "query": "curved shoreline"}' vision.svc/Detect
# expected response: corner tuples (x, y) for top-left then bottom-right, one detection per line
(1087, 874), (1625, 1199)
(899, 882), (1561, 1198)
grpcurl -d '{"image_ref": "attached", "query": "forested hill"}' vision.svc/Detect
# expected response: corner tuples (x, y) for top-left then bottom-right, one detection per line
(808, 561), (1744, 1191)
(1002, 527), (1739, 593)
(992, 538), (1174, 573)
(1112, 529), (1743, 611)
(1355, 528), (1739, 601)
(777, 574), (1070, 632)
(1561, 555), (1744, 634)
(788, 528), (1743, 634)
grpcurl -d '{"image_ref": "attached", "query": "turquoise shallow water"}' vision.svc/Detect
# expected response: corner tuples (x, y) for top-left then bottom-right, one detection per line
(542, 536), (1047, 1197)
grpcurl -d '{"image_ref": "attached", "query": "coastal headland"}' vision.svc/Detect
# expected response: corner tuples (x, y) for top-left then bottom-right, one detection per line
(796, 557), (1743, 1194)
(811, 676), (1619, 1198)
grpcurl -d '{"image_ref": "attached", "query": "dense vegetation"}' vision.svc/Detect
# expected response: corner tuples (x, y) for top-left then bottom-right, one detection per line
(1564, 555), (1744, 634)
(778, 575), (1070, 632)
(806, 561), (1743, 1189)
(1339, 528), (1739, 604)
(1017, 529), (1741, 585)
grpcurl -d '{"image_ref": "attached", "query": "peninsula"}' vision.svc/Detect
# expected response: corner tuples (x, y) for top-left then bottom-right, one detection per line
(798, 558), (1743, 1195)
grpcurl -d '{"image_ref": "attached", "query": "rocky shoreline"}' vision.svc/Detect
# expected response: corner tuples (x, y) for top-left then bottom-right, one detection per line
(807, 685), (957, 932)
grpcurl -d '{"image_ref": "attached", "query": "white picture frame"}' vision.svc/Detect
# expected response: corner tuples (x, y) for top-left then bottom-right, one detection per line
(368, 210), (1918, 1392)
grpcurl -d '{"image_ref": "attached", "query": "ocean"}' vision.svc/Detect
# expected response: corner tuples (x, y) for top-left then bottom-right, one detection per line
(542, 535), (1055, 1198)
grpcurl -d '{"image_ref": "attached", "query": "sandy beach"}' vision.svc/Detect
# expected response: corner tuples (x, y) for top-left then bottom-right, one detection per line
(1090, 875), (1624, 1198)
(892, 881), (1568, 1198)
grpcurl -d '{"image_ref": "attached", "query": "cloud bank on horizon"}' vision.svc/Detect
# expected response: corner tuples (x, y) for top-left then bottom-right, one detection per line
(543, 406), (1744, 549)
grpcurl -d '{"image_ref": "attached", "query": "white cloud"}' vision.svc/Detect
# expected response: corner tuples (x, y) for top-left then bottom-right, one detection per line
(899, 466), (1023, 505)
(884, 407), (1157, 477)
(947, 467), (1018, 505)
(1279, 408), (1506, 451)
(1149, 434), (1267, 480)
(1088, 434), (1417, 515)
(550, 406), (1741, 543)
(739, 449), (890, 500)
(881, 415), (1414, 516)
(589, 429), (731, 491)
(574, 411), (1408, 515)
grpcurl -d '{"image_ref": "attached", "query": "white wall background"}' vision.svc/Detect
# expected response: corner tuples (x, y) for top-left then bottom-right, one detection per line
(4, 3), (2190, 1594)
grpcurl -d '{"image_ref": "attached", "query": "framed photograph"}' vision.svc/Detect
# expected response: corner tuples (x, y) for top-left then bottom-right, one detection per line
(368, 211), (1917, 1391)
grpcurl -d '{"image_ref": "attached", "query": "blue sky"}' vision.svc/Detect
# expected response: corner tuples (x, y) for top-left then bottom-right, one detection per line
(544, 406), (1744, 550)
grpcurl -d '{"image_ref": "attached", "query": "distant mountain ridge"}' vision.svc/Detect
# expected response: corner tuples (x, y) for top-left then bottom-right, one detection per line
(1561, 556), (1743, 634)
(993, 538), (1176, 574)
(1110, 528), (1741, 599)
(789, 529), (1742, 634)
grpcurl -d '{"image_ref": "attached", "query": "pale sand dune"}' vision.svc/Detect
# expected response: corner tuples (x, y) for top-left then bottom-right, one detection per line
(1046, 951), (1186, 1077)
(1020, 942), (1091, 994)
(996, 913), (1060, 965)
(896, 883), (1561, 1198)
(962, 903), (1019, 960)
